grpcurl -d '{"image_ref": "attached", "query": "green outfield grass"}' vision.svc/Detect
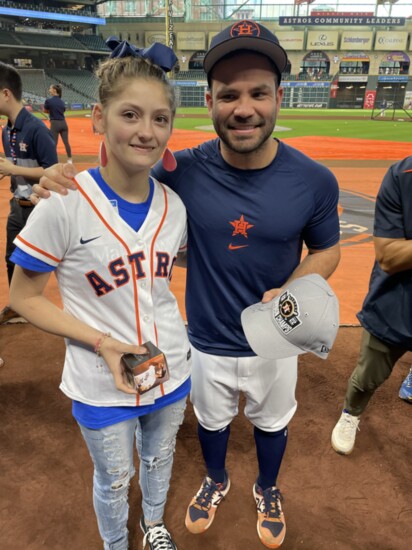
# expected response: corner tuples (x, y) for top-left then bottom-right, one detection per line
(23, 107), (412, 143)
(176, 107), (411, 119)
(273, 117), (412, 141)
(174, 107), (412, 142)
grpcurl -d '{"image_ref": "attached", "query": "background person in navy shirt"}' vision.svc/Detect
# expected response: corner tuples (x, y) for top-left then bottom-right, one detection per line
(0, 61), (57, 325)
(44, 84), (72, 163)
(332, 156), (412, 456)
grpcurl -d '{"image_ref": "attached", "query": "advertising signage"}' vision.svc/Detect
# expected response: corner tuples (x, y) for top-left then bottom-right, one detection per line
(279, 16), (405, 27)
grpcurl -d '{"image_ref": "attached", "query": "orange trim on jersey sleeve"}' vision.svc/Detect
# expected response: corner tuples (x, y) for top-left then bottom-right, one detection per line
(16, 235), (62, 263)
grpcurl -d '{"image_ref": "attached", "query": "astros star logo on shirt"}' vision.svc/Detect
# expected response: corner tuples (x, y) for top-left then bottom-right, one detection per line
(228, 214), (254, 251)
(230, 214), (254, 238)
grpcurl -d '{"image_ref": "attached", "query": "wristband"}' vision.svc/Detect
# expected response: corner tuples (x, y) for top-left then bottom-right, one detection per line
(94, 332), (111, 356)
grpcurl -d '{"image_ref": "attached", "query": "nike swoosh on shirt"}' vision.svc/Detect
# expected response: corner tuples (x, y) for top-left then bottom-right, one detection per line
(80, 236), (101, 245)
(228, 243), (249, 250)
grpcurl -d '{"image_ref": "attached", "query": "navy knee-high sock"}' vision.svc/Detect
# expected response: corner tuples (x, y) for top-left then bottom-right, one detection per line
(254, 426), (288, 491)
(198, 422), (230, 484)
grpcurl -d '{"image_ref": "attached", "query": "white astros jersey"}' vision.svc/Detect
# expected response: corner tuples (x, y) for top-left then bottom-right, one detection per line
(15, 170), (190, 407)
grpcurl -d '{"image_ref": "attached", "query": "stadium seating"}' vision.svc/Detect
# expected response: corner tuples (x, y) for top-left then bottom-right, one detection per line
(17, 68), (98, 107)
(0, 29), (108, 54)
(18, 69), (48, 101)
(73, 34), (110, 53)
(0, 30), (20, 45)
(15, 32), (87, 51)
(45, 69), (99, 105)
(175, 70), (207, 80)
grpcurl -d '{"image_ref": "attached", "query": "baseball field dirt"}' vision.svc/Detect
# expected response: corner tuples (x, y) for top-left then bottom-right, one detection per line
(1, 323), (410, 550)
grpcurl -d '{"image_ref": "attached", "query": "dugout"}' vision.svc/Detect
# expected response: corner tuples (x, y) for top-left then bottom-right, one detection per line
(334, 81), (368, 109)
(376, 77), (409, 99)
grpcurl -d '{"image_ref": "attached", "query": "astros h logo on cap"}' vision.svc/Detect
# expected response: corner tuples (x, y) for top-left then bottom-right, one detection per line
(230, 21), (261, 38)
(203, 20), (288, 83)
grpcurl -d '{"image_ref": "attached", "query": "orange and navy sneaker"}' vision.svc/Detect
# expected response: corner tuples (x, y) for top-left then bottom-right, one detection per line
(253, 483), (286, 548)
(185, 476), (231, 534)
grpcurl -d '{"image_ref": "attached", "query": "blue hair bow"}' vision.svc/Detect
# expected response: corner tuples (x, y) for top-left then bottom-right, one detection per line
(106, 37), (177, 73)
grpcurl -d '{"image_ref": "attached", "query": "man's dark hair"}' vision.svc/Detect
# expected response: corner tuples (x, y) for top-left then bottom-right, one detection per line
(0, 62), (23, 101)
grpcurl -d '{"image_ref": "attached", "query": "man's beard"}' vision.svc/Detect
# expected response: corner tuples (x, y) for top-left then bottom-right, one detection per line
(215, 118), (276, 155)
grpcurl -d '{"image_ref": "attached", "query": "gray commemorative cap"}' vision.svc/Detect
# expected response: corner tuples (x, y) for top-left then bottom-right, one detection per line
(241, 274), (339, 360)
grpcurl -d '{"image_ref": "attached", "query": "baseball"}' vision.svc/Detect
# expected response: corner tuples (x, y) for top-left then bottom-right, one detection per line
(0, 357), (4, 368)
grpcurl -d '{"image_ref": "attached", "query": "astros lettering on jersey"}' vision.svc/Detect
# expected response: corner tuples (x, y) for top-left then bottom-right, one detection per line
(15, 170), (190, 407)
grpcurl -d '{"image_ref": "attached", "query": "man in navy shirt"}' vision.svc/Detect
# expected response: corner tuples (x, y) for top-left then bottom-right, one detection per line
(32, 22), (341, 549)
(44, 84), (72, 163)
(0, 61), (57, 324)
(153, 25), (340, 548)
(332, 156), (412, 455)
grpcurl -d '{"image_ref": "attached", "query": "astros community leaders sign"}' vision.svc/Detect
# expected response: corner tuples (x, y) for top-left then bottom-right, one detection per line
(279, 16), (405, 26)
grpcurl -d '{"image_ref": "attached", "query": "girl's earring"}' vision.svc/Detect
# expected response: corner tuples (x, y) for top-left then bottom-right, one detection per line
(162, 147), (177, 172)
(99, 141), (108, 168)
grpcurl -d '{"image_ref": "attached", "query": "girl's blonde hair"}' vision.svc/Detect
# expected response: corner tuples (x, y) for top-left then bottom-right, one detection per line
(95, 56), (176, 116)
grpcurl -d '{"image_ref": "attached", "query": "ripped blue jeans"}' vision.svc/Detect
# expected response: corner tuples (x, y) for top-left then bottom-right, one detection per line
(78, 397), (186, 550)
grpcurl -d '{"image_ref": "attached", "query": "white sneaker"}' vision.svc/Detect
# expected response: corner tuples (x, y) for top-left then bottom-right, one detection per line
(331, 410), (360, 455)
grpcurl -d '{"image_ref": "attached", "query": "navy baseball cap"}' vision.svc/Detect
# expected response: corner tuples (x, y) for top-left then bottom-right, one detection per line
(203, 20), (288, 83)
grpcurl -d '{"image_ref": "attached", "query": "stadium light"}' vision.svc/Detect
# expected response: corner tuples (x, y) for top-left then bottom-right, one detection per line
(0, 6), (105, 25)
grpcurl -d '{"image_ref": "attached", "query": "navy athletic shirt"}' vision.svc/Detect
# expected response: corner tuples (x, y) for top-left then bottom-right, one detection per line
(152, 138), (340, 357)
(2, 107), (57, 199)
(358, 156), (412, 348)
(44, 95), (66, 120)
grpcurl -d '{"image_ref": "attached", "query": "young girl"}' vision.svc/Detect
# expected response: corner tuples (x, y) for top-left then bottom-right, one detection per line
(10, 41), (189, 550)
(44, 84), (73, 163)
